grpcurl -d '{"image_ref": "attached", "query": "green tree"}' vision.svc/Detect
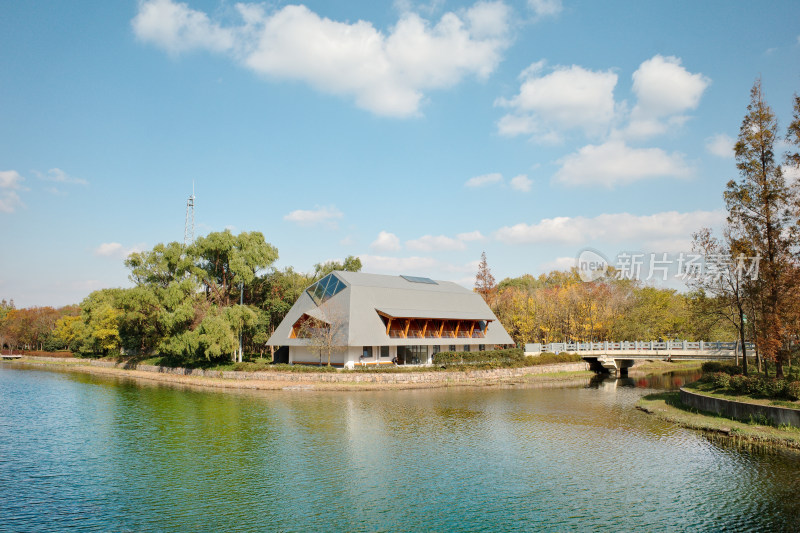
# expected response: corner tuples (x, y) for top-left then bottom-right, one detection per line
(190, 230), (279, 306)
(313, 255), (362, 279)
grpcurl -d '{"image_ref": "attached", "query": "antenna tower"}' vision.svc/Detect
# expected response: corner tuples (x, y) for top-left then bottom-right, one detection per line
(184, 182), (195, 247)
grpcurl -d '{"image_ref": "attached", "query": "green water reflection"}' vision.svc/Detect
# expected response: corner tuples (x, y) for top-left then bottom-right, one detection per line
(1, 366), (798, 532)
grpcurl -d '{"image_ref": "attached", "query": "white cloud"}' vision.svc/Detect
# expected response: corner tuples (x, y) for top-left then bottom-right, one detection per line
(510, 174), (532, 192)
(132, 0), (236, 54)
(540, 256), (576, 272)
(527, 0), (562, 18)
(359, 254), (440, 273)
(465, 172), (503, 187)
(0, 170), (25, 213)
(495, 210), (725, 250)
(283, 206), (343, 227)
(94, 242), (144, 258)
(371, 231), (402, 252)
(706, 133), (735, 158)
(38, 168), (88, 185)
(496, 61), (618, 139)
(456, 230), (484, 241)
(133, 0), (511, 117)
(554, 140), (692, 187)
(406, 234), (467, 251)
(626, 55), (710, 139)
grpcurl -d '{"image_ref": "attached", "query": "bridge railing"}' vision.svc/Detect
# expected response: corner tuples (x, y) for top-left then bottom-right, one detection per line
(524, 341), (754, 354)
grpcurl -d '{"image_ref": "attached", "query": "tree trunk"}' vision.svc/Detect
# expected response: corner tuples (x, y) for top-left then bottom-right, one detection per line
(739, 308), (748, 376)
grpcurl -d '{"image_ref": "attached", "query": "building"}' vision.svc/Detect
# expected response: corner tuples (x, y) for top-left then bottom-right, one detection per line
(267, 271), (514, 366)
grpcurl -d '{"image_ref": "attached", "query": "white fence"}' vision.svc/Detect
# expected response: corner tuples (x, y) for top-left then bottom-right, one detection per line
(525, 341), (754, 354)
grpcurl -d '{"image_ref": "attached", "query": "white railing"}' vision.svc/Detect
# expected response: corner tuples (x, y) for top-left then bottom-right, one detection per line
(525, 341), (754, 354)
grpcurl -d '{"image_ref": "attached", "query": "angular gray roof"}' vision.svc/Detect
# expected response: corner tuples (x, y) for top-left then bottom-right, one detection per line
(268, 271), (514, 347)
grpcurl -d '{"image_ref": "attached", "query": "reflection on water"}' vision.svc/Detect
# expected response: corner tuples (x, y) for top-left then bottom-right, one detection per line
(1, 365), (798, 532)
(589, 369), (703, 391)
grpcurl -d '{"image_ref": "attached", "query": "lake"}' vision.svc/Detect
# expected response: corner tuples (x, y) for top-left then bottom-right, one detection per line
(1, 365), (799, 532)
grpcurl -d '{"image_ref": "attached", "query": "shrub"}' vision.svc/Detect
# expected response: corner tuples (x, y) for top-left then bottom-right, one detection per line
(432, 347), (524, 366)
(711, 372), (731, 389)
(701, 362), (743, 375)
(728, 374), (752, 394)
(787, 381), (800, 401)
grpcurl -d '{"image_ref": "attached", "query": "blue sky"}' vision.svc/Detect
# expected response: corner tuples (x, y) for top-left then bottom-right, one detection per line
(1, 0), (799, 307)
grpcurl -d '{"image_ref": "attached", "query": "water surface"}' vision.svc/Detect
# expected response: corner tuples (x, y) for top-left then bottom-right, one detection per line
(1, 365), (798, 532)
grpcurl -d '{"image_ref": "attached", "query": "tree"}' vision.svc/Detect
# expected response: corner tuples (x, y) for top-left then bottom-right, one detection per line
(474, 252), (497, 304)
(189, 230), (279, 306)
(725, 79), (794, 377)
(313, 255), (362, 279)
(298, 302), (348, 366)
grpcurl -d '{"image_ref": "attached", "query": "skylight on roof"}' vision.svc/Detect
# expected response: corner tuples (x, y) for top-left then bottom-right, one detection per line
(400, 275), (437, 285)
(306, 273), (346, 305)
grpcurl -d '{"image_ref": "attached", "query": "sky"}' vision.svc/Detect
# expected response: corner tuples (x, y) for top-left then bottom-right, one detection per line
(1, 0), (799, 308)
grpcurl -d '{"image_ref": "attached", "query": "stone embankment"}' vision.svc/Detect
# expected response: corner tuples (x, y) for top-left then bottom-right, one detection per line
(13, 356), (590, 389)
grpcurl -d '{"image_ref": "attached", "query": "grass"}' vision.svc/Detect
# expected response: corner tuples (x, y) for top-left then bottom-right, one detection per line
(686, 381), (800, 411)
(636, 391), (800, 451)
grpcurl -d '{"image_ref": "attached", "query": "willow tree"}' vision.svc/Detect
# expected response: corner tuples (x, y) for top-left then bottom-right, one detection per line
(725, 79), (793, 377)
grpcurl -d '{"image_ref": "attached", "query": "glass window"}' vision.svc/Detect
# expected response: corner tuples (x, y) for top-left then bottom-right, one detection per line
(449, 345), (456, 352)
(400, 275), (437, 284)
(479, 344), (486, 351)
(432, 345), (441, 354)
(464, 345), (471, 352)
(306, 273), (346, 306)
(362, 346), (373, 359)
(380, 346), (390, 358)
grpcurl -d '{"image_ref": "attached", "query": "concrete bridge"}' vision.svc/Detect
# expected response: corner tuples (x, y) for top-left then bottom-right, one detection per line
(525, 341), (750, 375)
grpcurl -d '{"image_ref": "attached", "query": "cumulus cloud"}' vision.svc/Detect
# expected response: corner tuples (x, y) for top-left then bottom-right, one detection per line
(133, 0), (511, 117)
(625, 55), (710, 139)
(554, 140), (692, 187)
(510, 174), (532, 192)
(371, 231), (402, 252)
(456, 230), (484, 241)
(94, 242), (144, 258)
(496, 61), (618, 140)
(495, 209), (725, 251)
(465, 172), (503, 187)
(706, 133), (735, 158)
(528, 0), (562, 18)
(406, 234), (467, 251)
(283, 205), (343, 227)
(0, 170), (25, 213)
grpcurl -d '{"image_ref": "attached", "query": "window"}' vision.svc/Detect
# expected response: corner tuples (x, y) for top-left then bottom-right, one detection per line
(464, 345), (471, 352)
(449, 345), (456, 352)
(479, 344), (486, 351)
(396, 345), (429, 365)
(380, 346), (390, 358)
(400, 275), (437, 284)
(432, 345), (441, 355)
(362, 346), (373, 359)
(306, 273), (346, 306)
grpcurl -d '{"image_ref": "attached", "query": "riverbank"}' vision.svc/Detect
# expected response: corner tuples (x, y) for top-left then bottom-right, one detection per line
(3, 356), (597, 391)
(636, 391), (800, 451)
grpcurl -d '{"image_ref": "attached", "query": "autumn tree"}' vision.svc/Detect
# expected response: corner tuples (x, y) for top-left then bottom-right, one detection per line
(474, 252), (497, 304)
(725, 79), (794, 377)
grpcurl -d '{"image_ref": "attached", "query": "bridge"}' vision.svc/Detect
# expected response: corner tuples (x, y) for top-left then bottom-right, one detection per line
(524, 341), (750, 375)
